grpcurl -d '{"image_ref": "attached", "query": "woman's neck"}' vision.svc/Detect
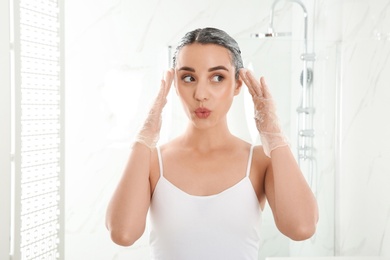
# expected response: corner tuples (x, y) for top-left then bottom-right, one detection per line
(180, 122), (236, 152)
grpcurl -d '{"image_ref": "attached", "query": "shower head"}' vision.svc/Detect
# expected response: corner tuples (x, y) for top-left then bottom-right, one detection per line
(251, 32), (292, 38)
(300, 67), (313, 86)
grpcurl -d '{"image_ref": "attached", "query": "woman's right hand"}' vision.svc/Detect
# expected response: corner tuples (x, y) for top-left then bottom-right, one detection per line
(135, 69), (174, 149)
(107, 71), (173, 245)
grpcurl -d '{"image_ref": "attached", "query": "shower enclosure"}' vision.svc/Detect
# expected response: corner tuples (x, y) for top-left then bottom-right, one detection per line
(252, 0), (317, 190)
(233, 0), (337, 257)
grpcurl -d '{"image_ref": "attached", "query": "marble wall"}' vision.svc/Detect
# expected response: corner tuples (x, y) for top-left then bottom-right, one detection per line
(337, 0), (390, 256)
(64, 0), (390, 259)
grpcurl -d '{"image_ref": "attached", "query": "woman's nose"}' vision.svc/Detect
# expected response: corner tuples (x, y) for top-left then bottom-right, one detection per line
(194, 83), (209, 101)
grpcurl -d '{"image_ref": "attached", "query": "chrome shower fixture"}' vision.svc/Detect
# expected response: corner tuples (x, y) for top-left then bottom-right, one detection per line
(300, 68), (313, 87)
(251, 32), (292, 38)
(251, 0), (307, 41)
(253, 0), (317, 185)
(269, 0), (308, 51)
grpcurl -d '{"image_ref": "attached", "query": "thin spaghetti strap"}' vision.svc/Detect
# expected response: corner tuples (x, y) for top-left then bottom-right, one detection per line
(156, 146), (164, 177)
(245, 145), (254, 177)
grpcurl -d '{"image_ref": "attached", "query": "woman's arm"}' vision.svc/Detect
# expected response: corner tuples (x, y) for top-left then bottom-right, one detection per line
(105, 70), (173, 246)
(264, 147), (318, 240)
(240, 69), (318, 240)
(105, 144), (152, 246)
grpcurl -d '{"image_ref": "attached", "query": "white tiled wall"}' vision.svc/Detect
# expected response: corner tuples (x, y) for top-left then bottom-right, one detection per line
(64, 0), (390, 259)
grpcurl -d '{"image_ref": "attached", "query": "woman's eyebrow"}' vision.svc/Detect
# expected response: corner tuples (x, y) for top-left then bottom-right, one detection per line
(177, 66), (229, 72)
(208, 66), (229, 72)
(178, 66), (195, 72)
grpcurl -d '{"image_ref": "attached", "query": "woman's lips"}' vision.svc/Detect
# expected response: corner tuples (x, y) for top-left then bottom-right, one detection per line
(195, 107), (211, 119)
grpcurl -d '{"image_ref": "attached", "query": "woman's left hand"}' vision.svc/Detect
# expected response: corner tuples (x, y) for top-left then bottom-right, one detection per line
(239, 69), (288, 157)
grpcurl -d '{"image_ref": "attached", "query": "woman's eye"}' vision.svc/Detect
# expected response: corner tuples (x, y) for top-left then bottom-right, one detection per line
(212, 75), (224, 82)
(182, 75), (195, 82)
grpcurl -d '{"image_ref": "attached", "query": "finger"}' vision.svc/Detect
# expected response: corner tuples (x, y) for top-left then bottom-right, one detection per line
(156, 79), (166, 102)
(260, 77), (273, 99)
(239, 69), (256, 96)
(156, 69), (173, 102)
(239, 69), (253, 95)
(163, 68), (174, 98)
(245, 70), (263, 97)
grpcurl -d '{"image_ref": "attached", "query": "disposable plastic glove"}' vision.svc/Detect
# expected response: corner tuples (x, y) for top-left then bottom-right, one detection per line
(134, 69), (174, 149)
(240, 69), (289, 157)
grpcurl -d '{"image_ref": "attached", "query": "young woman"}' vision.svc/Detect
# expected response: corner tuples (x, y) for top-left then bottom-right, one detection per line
(106, 27), (318, 259)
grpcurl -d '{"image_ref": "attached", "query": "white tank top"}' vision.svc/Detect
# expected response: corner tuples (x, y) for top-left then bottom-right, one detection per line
(149, 145), (262, 260)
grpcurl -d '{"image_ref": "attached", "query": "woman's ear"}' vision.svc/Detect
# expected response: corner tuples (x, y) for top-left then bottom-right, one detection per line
(234, 77), (243, 96)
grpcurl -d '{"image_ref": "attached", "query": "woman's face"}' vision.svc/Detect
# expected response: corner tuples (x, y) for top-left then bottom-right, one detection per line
(174, 43), (242, 129)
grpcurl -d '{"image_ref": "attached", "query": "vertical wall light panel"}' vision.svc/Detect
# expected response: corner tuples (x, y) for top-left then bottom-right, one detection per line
(13, 0), (64, 259)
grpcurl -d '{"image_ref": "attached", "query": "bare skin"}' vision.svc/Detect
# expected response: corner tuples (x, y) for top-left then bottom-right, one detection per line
(106, 43), (319, 247)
